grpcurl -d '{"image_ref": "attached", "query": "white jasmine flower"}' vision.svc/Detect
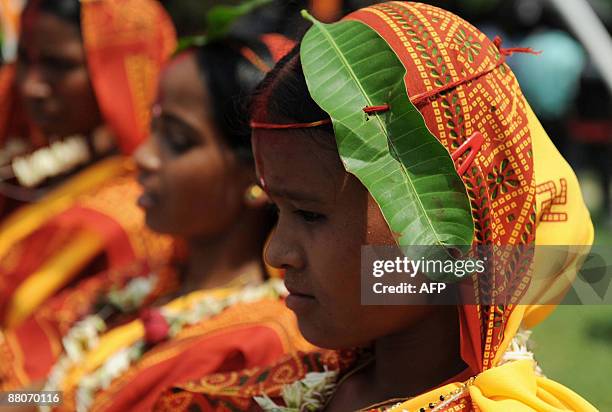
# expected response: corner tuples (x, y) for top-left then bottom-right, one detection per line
(499, 329), (544, 376)
(107, 274), (158, 311)
(254, 370), (338, 412)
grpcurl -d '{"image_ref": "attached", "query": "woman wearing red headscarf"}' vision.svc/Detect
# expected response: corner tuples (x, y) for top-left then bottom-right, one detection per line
(152, 2), (596, 411)
(0, 0), (177, 329)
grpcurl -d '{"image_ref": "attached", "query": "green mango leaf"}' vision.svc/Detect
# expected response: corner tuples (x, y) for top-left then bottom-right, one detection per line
(300, 12), (474, 281)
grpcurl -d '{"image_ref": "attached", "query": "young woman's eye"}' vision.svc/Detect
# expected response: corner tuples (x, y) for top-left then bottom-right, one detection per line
(42, 57), (81, 73)
(165, 132), (195, 154)
(294, 210), (325, 223)
(151, 115), (200, 155)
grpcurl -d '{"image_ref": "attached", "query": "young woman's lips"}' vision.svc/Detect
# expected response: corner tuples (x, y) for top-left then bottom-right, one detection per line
(137, 190), (159, 209)
(284, 283), (316, 314)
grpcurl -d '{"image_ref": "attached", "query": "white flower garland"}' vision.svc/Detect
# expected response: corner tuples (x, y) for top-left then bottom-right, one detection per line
(106, 275), (158, 312)
(256, 329), (542, 412)
(40, 274), (157, 412)
(56, 276), (157, 365)
(41, 278), (287, 412)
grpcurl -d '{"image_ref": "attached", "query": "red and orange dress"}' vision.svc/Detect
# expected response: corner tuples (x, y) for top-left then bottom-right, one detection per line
(0, 0), (176, 329)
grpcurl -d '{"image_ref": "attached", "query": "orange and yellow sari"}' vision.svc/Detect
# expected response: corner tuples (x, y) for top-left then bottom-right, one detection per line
(0, 271), (313, 411)
(0, 0), (176, 328)
(0, 257), (178, 390)
(150, 3), (596, 411)
(0, 28), (314, 411)
(54, 287), (316, 412)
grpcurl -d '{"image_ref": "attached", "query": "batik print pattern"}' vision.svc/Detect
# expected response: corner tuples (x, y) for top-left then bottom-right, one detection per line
(153, 350), (356, 412)
(348, 1), (537, 372)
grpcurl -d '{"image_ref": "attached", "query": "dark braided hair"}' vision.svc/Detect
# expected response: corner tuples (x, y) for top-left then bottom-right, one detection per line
(250, 44), (333, 136)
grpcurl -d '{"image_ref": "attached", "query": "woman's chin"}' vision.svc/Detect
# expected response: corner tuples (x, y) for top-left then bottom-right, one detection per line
(295, 316), (345, 350)
(144, 213), (204, 239)
(144, 211), (171, 235)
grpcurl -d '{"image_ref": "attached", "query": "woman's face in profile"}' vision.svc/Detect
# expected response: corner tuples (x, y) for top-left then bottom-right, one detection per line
(16, 10), (101, 137)
(135, 53), (248, 239)
(253, 129), (434, 349)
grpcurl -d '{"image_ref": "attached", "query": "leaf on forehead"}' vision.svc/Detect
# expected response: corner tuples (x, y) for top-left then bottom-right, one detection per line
(300, 12), (474, 281)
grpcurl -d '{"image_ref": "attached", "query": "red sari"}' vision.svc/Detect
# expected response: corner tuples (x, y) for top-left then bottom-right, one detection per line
(74, 297), (316, 412)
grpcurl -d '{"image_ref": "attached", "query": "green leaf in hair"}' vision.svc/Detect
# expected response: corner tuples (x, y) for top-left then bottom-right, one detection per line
(175, 35), (208, 54)
(300, 11), (474, 282)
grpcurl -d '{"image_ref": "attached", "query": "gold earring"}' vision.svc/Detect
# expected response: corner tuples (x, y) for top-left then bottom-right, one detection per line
(244, 184), (265, 203)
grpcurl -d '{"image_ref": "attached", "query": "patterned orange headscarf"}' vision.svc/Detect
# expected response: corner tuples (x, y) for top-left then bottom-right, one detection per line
(345, 1), (593, 378)
(81, 0), (176, 153)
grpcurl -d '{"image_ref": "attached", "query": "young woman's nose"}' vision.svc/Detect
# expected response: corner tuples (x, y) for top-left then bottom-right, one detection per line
(134, 136), (161, 174)
(264, 225), (305, 271)
(20, 65), (52, 100)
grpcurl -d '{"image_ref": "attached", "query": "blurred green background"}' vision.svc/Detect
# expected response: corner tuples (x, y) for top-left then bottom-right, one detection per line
(532, 223), (612, 410)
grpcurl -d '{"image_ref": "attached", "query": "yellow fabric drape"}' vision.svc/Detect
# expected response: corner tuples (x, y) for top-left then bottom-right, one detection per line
(0, 156), (129, 257)
(398, 361), (596, 412)
(5, 231), (105, 327)
(394, 100), (596, 411)
(522, 103), (594, 328)
(468, 361), (596, 412)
